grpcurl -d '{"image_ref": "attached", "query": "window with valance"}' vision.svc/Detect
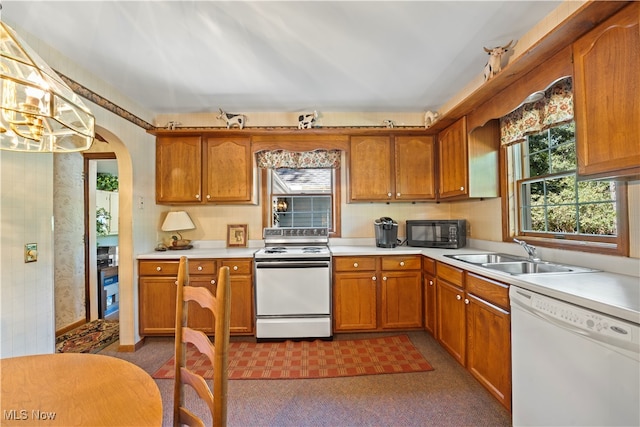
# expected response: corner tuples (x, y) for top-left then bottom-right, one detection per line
(500, 77), (573, 146)
(256, 149), (342, 232)
(501, 76), (626, 255)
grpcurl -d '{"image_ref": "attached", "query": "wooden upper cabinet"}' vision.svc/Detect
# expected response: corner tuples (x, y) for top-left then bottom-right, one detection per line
(155, 135), (254, 205)
(204, 137), (253, 203)
(349, 134), (436, 202)
(438, 117), (468, 199)
(349, 136), (393, 201)
(394, 136), (436, 200)
(437, 117), (499, 200)
(156, 136), (203, 204)
(573, 2), (640, 179)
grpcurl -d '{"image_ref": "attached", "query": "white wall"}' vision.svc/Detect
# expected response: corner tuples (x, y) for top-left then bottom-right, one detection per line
(0, 151), (55, 357)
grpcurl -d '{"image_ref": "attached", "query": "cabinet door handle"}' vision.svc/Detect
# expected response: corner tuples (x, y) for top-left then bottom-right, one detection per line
(206, 194), (211, 199)
(429, 280), (434, 286)
(211, 280), (216, 285)
(387, 192), (392, 197)
(197, 266), (203, 271)
(195, 194), (200, 199)
(460, 186), (465, 191)
(353, 262), (359, 268)
(383, 276), (387, 281)
(372, 276), (377, 281)
(233, 266), (238, 271)
(399, 261), (405, 267)
(456, 294), (462, 300)
(464, 298), (470, 305)
(396, 192), (401, 197)
(156, 266), (162, 272)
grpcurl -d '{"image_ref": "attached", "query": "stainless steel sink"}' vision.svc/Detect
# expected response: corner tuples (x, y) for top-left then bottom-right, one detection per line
(446, 253), (524, 264)
(444, 253), (599, 275)
(482, 261), (576, 274)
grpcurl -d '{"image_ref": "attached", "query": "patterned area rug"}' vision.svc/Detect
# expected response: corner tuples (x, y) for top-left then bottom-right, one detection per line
(55, 320), (119, 353)
(154, 335), (433, 380)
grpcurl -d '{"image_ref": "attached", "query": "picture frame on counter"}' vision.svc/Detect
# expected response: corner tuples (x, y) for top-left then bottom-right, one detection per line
(227, 224), (248, 247)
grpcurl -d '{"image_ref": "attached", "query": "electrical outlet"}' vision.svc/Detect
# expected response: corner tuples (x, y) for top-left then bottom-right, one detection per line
(25, 243), (38, 263)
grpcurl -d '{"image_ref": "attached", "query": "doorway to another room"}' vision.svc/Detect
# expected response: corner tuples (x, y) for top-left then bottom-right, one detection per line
(86, 155), (119, 322)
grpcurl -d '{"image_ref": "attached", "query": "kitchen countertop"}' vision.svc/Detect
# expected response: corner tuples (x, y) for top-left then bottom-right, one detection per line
(137, 243), (640, 325)
(137, 247), (258, 259)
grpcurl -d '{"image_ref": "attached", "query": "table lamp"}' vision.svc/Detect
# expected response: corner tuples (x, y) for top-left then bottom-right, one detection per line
(161, 211), (195, 249)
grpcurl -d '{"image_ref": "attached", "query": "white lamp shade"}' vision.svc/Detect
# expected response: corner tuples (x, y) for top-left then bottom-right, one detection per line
(161, 211), (195, 232)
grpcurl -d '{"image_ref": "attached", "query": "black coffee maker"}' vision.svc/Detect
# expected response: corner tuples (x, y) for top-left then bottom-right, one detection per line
(374, 217), (399, 248)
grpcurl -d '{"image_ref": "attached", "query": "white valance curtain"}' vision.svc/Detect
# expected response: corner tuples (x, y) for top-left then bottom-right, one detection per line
(255, 149), (341, 169)
(500, 77), (574, 146)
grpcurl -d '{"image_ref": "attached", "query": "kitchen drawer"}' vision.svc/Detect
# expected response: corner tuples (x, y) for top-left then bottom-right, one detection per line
(139, 260), (179, 276)
(189, 259), (216, 276)
(423, 256), (436, 275)
(381, 255), (421, 270)
(466, 272), (509, 310)
(437, 262), (464, 288)
(220, 259), (252, 275)
(334, 256), (377, 272)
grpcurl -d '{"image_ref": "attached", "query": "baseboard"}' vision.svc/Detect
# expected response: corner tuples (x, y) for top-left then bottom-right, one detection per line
(56, 319), (86, 337)
(118, 337), (145, 353)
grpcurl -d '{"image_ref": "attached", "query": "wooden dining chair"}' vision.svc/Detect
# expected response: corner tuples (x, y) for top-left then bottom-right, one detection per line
(173, 256), (231, 427)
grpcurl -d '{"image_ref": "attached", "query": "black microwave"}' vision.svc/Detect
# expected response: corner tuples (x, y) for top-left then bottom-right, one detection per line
(406, 220), (467, 249)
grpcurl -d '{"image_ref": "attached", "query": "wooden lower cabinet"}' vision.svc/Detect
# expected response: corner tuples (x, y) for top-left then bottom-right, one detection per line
(435, 262), (512, 411)
(333, 271), (378, 331)
(138, 258), (254, 336)
(436, 276), (466, 365)
(333, 255), (422, 332)
(381, 270), (422, 329)
(423, 257), (437, 336)
(220, 259), (254, 335)
(465, 273), (511, 411)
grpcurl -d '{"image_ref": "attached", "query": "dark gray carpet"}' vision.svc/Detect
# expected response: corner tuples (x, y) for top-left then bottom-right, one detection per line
(100, 331), (512, 426)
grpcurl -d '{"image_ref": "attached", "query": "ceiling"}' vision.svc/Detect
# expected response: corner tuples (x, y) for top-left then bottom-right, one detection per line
(3, 1), (562, 116)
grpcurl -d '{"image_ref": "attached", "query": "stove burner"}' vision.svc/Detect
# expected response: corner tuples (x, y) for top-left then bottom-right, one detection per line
(264, 247), (287, 254)
(302, 247), (322, 253)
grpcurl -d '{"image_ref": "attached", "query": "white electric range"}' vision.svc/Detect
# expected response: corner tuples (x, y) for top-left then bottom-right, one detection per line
(254, 227), (332, 340)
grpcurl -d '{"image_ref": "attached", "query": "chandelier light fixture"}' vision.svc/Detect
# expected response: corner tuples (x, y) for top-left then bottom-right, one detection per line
(0, 21), (95, 152)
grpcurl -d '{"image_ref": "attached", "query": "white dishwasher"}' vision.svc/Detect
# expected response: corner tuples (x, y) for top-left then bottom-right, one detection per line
(510, 285), (640, 427)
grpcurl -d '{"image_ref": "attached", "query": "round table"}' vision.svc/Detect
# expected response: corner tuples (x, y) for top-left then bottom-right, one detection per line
(1, 353), (162, 426)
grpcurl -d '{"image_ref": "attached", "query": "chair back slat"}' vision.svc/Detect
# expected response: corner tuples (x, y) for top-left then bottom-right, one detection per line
(173, 256), (231, 427)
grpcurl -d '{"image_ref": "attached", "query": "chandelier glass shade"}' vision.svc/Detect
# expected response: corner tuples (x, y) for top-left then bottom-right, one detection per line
(0, 21), (95, 152)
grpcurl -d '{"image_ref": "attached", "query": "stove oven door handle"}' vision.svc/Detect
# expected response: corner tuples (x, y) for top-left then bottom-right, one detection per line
(255, 261), (330, 269)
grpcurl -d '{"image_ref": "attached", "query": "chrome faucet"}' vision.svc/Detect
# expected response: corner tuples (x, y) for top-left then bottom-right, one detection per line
(514, 238), (540, 261)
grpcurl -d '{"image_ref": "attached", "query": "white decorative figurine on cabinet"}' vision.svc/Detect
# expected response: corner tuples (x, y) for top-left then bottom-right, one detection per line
(217, 109), (246, 129)
(383, 119), (395, 128)
(424, 111), (439, 129)
(483, 40), (513, 81)
(298, 111), (318, 129)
